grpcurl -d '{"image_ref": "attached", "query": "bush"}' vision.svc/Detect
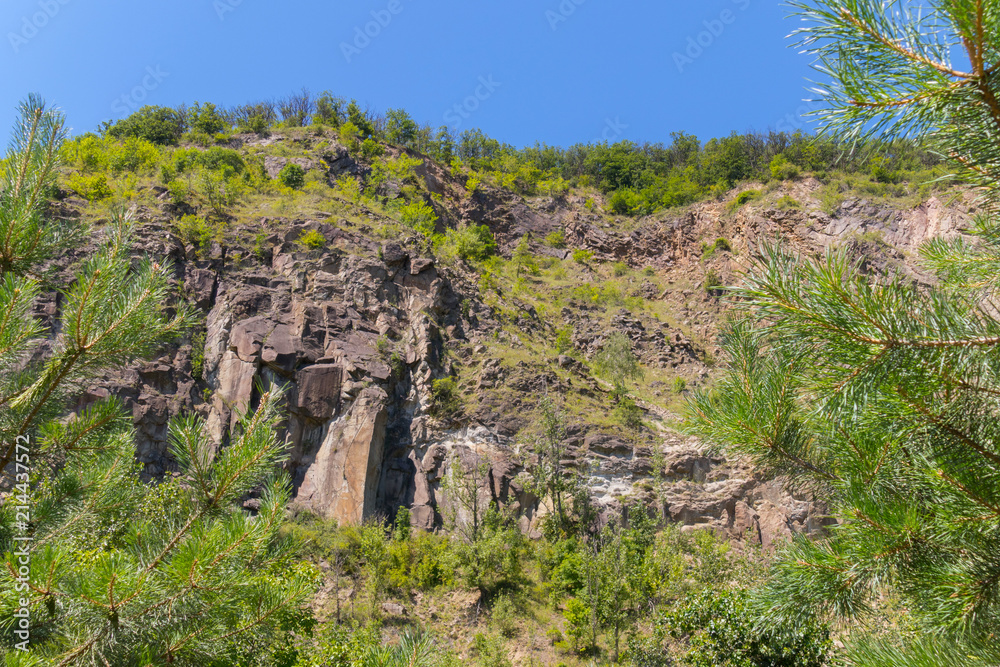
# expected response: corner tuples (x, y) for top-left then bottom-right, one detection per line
(769, 153), (800, 180)
(614, 395), (643, 430)
(701, 238), (732, 260)
(609, 188), (646, 216)
(278, 163), (306, 189)
(555, 327), (573, 354)
(399, 200), (438, 238)
(197, 147), (245, 174)
(175, 214), (220, 251)
(360, 137), (384, 159)
(776, 195), (801, 210)
(105, 105), (183, 145)
(490, 593), (519, 638)
(661, 588), (832, 667)
(431, 377), (459, 417)
(438, 224), (498, 262)
(297, 229), (326, 250)
(68, 173), (112, 201)
(613, 261), (629, 277)
(729, 189), (761, 211)
(188, 102), (228, 135)
(704, 269), (723, 293)
(104, 136), (161, 175)
(545, 229), (566, 248)
(572, 249), (594, 264)
(563, 598), (591, 653)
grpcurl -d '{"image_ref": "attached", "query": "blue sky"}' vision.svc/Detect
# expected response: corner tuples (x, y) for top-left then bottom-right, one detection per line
(1, 0), (819, 148)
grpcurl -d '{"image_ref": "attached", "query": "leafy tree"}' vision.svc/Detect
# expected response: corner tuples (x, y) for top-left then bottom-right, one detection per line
(105, 105), (184, 146)
(685, 5), (1000, 664)
(385, 108), (418, 147)
(188, 101), (228, 135)
(593, 332), (643, 397)
(588, 508), (655, 663)
(528, 395), (573, 529)
(347, 101), (374, 139)
(0, 98), (310, 664)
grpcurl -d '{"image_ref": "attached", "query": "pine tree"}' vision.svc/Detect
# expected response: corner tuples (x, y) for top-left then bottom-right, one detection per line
(686, 3), (1000, 664)
(0, 97), (311, 665)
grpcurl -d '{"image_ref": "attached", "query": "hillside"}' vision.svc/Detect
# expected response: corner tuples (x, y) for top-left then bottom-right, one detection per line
(37, 116), (973, 663)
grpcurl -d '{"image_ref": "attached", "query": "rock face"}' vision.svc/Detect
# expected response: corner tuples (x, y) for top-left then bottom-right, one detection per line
(63, 164), (972, 546)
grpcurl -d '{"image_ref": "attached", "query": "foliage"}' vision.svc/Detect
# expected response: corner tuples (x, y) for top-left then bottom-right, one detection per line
(544, 230), (566, 248)
(682, 3), (1000, 664)
(175, 214), (223, 251)
(430, 377), (459, 417)
(562, 598), (590, 653)
(188, 101), (228, 135)
(571, 249), (593, 264)
(400, 200), (438, 239)
(278, 163), (306, 189)
(593, 332), (643, 395)
(437, 224), (497, 263)
(661, 589), (831, 667)
(105, 105), (184, 145)
(0, 97), (313, 665)
(297, 229), (326, 250)
(67, 172), (113, 201)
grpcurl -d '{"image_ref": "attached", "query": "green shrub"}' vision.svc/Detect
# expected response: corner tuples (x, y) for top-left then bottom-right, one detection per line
(197, 147), (245, 174)
(188, 101), (228, 135)
(165, 179), (190, 206)
(572, 249), (594, 264)
(612, 261), (629, 277)
(555, 327), (573, 354)
(473, 632), (513, 667)
(490, 593), (519, 638)
(776, 194), (801, 210)
(104, 136), (161, 175)
(105, 105), (184, 145)
(297, 229), (326, 250)
(466, 174), (482, 193)
(278, 163), (306, 189)
(360, 137), (384, 159)
(431, 377), (459, 417)
(705, 269), (723, 293)
(614, 395), (643, 430)
(609, 188), (645, 216)
(661, 588), (832, 667)
(563, 598), (591, 653)
(199, 168), (246, 216)
(545, 229), (566, 248)
(175, 214), (220, 250)
(399, 200), (438, 238)
(769, 153), (800, 180)
(730, 189), (761, 210)
(870, 157), (901, 183)
(701, 237), (732, 260)
(68, 173), (112, 201)
(671, 376), (687, 393)
(438, 224), (498, 262)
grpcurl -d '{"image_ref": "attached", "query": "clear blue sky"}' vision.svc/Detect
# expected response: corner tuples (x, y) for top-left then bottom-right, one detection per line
(1, 0), (819, 148)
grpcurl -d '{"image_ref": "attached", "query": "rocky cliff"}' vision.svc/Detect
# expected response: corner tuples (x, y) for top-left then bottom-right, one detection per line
(55, 132), (972, 549)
